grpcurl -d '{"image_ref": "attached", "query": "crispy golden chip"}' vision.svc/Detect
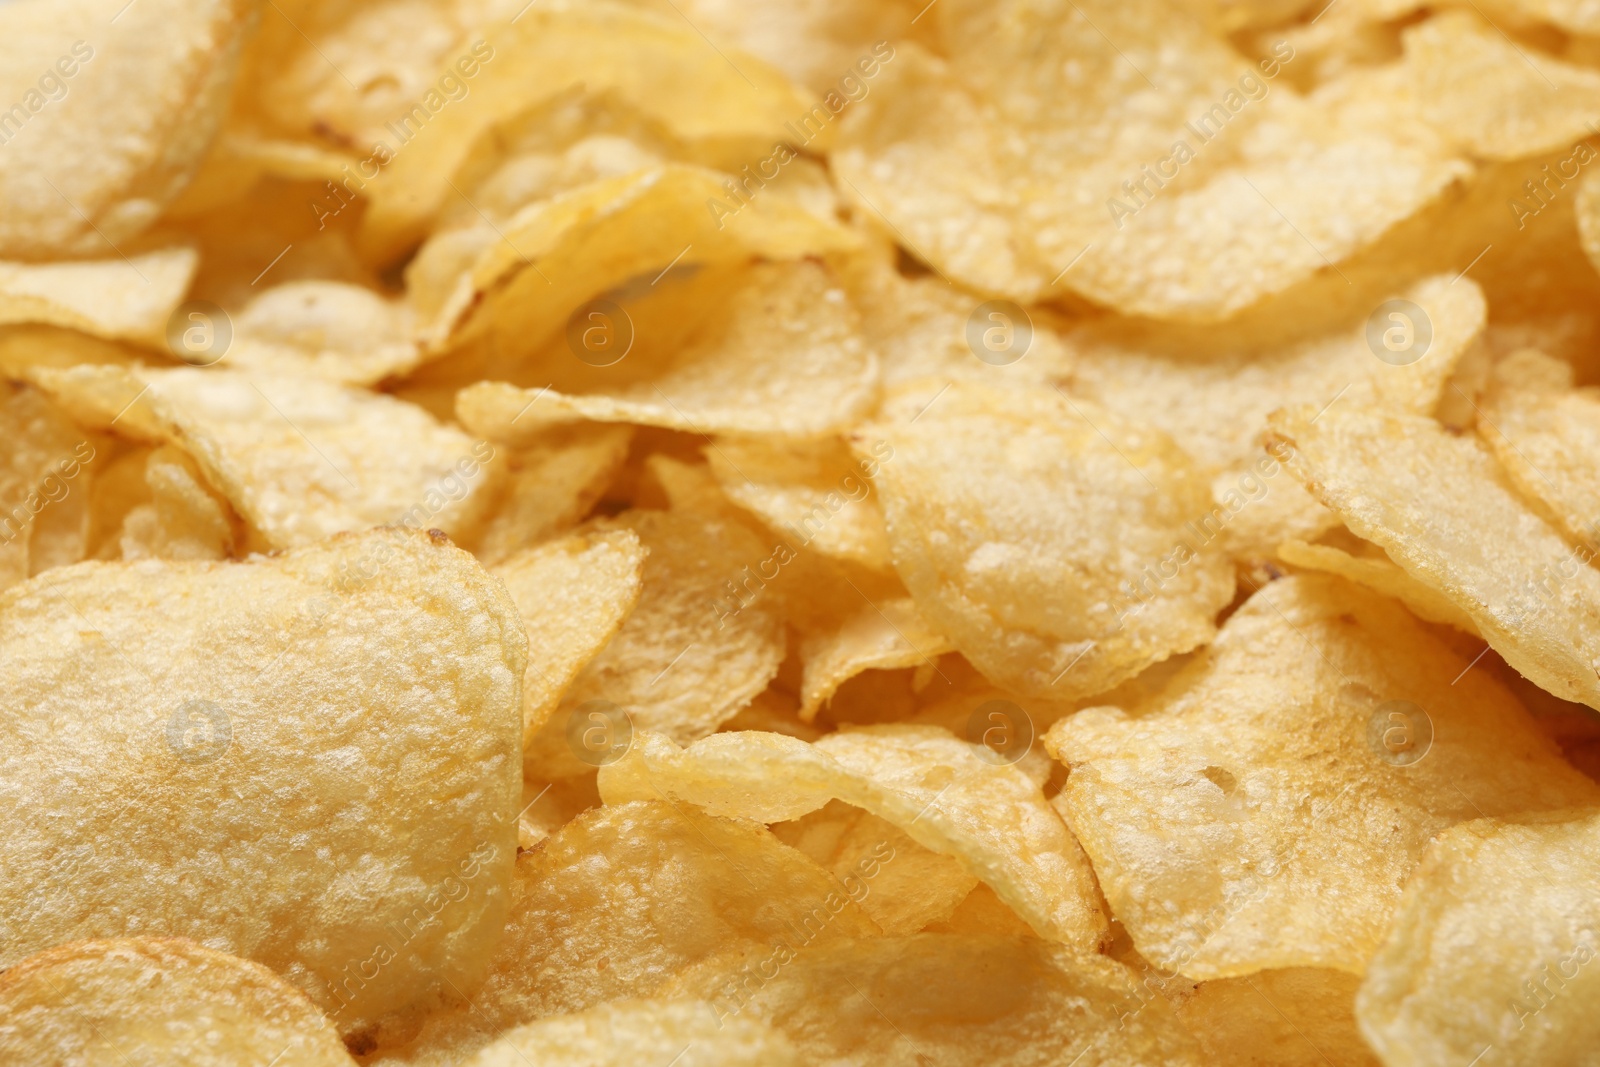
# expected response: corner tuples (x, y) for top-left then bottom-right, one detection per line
(1278, 537), (1480, 634)
(0, 529), (525, 1036)
(0, 249), (197, 347)
(833, 1), (1466, 319)
(0, 0), (252, 257)
(85, 445), (152, 559)
(1268, 403), (1600, 711)
(799, 597), (954, 720)
(707, 434), (893, 570)
(0, 380), (86, 591)
(116, 445), (236, 561)
(373, 800), (878, 1067)
(926, 883), (1038, 938)
(492, 526), (647, 745)
(861, 378), (1233, 700)
(515, 774), (600, 850)
(462, 998), (800, 1067)
(599, 725), (1108, 948)
(1046, 574), (1599, 978)
(1357, 808), (1600, 1066)
(471, 425), (633, 565)
(0, 938), (355, 1067)
(456, 260), (877, 438)
(772, 800), (978, 935)
(28, 364), (500, 550)
(219, 280), (422, 385)
(665, 933), (1205, 1066)
(1179, 968), (1379, 1067)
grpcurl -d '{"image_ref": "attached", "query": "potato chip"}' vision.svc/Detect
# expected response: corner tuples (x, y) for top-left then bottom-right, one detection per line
(455, 260), (877, 438)
(1356, 808), (1600, 1066)
(0, 248), (197, 347)
(0, 0), (252, 257)
(27, 461), (92, 576)
(85, 444), (152, 560)
(461, 998), (800, 1067)
(514, 774), (600, 850)
(372, 799), (879, 1067)
(469, 425), (633, 565)
(492, 526), (647, 745)
(0, 938), (355, 1067)
(665, 933), (1205, 1066)
(599, 725), (1108, 948)
(117, 444), (237, 561)
(833, 1), (1466, 319)
(1179, 968), (1379, 1067)
(28, 364), (500, 550)
(926, 883), (1038, 938)
(799, 597), (954, 720)
(218, 280), (422, 385)
(1046, 574), (1600, 978)
(861, 378), (1233, 700)
(0, 528), (525, 1037)
(1278, 536), (1480, 634)
(1267, 403), (1600, 711)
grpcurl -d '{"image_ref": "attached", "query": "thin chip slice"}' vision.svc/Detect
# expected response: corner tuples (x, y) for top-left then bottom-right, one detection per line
(1268, 403), (1600, 711)
(117, 445), (237, 561)
(371, 800), (878, 1067)
(0, 938), (355, 1067)
(0, 380), (86, 591)
(0, 249), (197, 347)
(0, 528), (525, 1037)
(707, 434), (894, 571)
(799, 597), (954, 720)
(664, 933), (1205, 1066)
(219, 280), (422, 385)
(1046, 574), (1599, 978)
(461, 999), (800, 1067)
(27, 364), (500, 550)
(1278, 537), (1479, 634)
(598, 725), (1108, 948)
(492, 526), (647, 744)
(861, 378), (1233, 700)
(471, 425), (632, 565)
(1179, 968), (1379, 1067)
(1357, 807), (1600, 1066)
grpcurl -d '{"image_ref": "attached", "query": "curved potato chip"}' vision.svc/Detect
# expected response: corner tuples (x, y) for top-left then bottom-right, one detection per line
(1268, 403), (1600, 711)
(0, 249), (196, 347)
(373, 799), (878, 1067)
(0, 938), (354, 1067)
(1179, 968), (1379, 1067)
(461, 998), (800, 1067)
(1357, 807), (1600, 1066)
(1278, 537), (1479, 634)
(598, 725), (1108, 948)
(457, 261), (878, 439)
(0, 528), (525, 1036)
(117, 445), (237, 561)
(861, 378), (1233, 700)
(0, 0), (252, 257)
(799, 597), (954, 720)
(0, 380), (86, 591)
(1046, 575), (1599, 978)
(665, 933), (1204, 1066)
(492, 526), (646, 744)
(471, 425), (633, 565)
(219, 280), (421, 385)
(28, 365), (499, 550)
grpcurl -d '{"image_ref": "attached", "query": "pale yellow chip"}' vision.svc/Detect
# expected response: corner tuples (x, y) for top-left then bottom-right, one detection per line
(1357, 807), (1600, 1066)
(471, 424), (633, 565)
(833, 1), (1466, 319)
(1046, 574), (1599, 979)
(116, 445), (237, 562)
(1179, 968), (1379, 1067)
(665, 933), (1205, 1066)
(461, 998), (800, 1067)
(28, 364), (500, 550)
(1278, 537), (1480, 634)
(799, 597), (954, 721)
(599, 725), (1108, 948)
(1268, 403), (1600, 711)
(373, 799), (879, 1067)
(492, 526), (647, 745)
(0, 0), (251, 256)
(861, 378), (1233, 700)
(85, 444), (152, 560)
(0, 380), (86, 591)
(773, 800), (979, 935)
(0, 938), (355, 1067)
(0, 248), (197, 347)
(0, 529), (525, 1037)
(219, 280), (422, 385)
(707, 434), (894, 570)
(455, 260), (877, 438)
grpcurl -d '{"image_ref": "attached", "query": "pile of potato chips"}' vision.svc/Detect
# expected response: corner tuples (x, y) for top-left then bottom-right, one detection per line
(4, 0), (1600, 1063)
